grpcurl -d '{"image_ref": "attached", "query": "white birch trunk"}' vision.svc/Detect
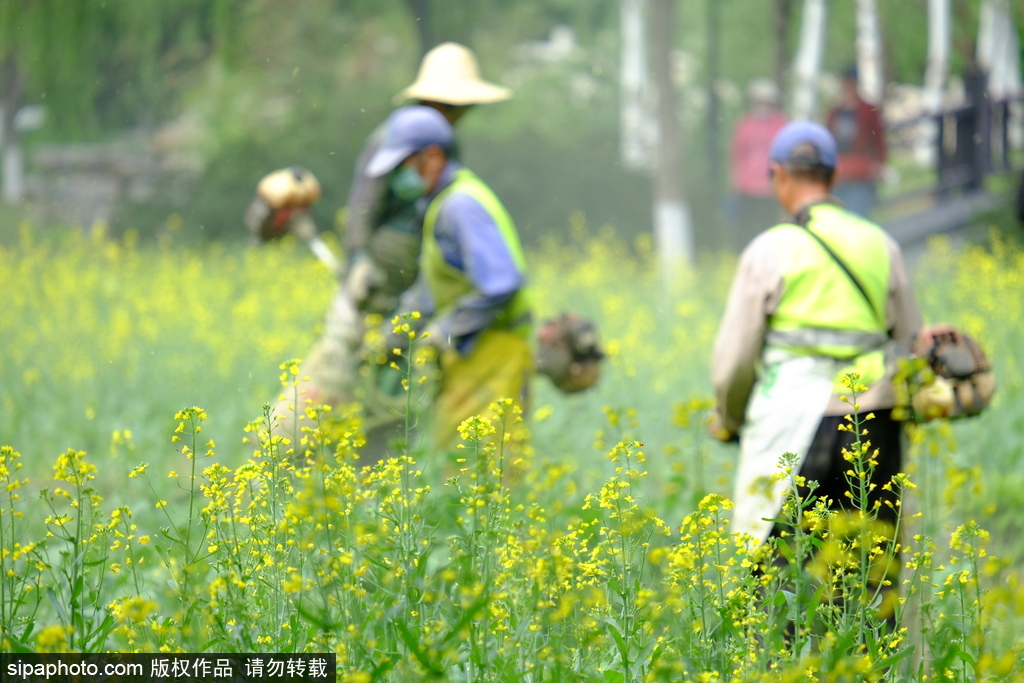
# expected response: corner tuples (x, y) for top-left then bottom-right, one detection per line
(1, 136), (24, 204)
(1004, 12), (1023, 148)
(923, 0), (950, 112)
(976, 0), (1007, 90)
(854, 0), (884, 105)
(792, 0), (826, 120)
(916, 0), (951, 166)
(620, 0), (654, 171)
(650, 0), (693, 270)
(653, 199), (693, 272)
(978, 0), (1023, 150)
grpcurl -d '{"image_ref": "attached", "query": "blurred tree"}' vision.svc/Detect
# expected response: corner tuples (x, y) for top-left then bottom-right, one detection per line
(1, 53), (27, 203)
(0, 0), (97, 202)
(0, 0), (235, 203)
(854, 0), (883, 104)
(773, 0), (793, 90)
(706, 0), (722, 191)
(792, 0), (826, 119)
(651, 0), (693, 268)
(923, 0), (951, 114)
(9, 0), (1005, 246)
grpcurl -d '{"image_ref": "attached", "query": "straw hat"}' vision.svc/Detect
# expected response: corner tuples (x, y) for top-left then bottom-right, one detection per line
(394, 42), (512, 106)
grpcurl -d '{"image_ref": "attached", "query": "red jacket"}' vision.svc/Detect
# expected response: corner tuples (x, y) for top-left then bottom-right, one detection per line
(730, 110), (788, 197)
(826, 98), (887, 183)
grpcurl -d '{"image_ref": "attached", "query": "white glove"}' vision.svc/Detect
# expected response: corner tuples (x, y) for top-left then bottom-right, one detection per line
(423, 319), (455, 354)
(345, 255), (385, 306)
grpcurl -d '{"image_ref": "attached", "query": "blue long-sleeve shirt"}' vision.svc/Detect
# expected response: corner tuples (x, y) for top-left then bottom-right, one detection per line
(399, 161), (525, 353)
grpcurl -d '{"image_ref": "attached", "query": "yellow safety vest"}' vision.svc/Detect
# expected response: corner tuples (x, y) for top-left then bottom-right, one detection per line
(421, 168), (531, 337)
(765, 203), (891, 391)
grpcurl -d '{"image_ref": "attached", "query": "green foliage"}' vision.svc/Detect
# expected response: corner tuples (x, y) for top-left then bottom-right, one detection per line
(1, 0), (235, 138)
(1, 212), (1024, 676)
(14, 0), (1012, 248)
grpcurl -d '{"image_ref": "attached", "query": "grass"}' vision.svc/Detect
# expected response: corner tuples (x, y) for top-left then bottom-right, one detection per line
(0, 215), (1023, 680)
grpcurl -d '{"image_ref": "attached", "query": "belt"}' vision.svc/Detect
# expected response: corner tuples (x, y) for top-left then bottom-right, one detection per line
(765, 328), (888, 349)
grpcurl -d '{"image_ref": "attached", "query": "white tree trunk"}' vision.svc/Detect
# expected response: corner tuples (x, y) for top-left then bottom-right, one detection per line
(792, 0), (826, 120)
(977, 0), (998, 81)
(980, 0), (1018, 98)
(653, 199), (693, 271)
(976, 0), (1015, 94)
(854, 0), (884, 105)
(978, 0), (1023, 150)
(916, 0), (950, 166)
(620, 0), (655, 171)
(1004, 11), (1023, 148)
(923, 0), (950, 112)
(650, 0), (693, 270)
(1, 137), (24, 205)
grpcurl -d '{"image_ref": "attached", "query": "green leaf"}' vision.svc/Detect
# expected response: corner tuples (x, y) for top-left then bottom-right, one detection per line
(871, 644), (916, 673)
(393, 620), (443, 678)
(295, 600), (342, 630)
(601, 617), (630, 662)
(370, 656), (397, 682)
(46, 588), (69, 624)
(3, 631), (35, 653)
(85, 613), (116, 649)
(439, 594), (489, 646)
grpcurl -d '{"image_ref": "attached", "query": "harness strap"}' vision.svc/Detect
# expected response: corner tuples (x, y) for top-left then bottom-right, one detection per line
(765, 328), (889, 351)
(792, 202), (887, 331)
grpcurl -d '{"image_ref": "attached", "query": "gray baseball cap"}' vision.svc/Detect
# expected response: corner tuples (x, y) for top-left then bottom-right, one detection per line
(365, 105), (455, 178)
(769, 120), (838, 170)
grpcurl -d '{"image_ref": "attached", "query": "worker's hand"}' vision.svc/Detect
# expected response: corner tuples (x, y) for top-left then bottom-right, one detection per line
(421, 320), (455, 354)
(346, 254), (385, 306)
(707, 410), (738, 443)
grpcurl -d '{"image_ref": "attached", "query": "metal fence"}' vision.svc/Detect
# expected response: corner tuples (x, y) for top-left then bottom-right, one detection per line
(886, 70), (1021, 204)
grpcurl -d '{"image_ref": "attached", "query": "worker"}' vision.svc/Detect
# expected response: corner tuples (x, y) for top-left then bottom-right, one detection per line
(344, 42), (512, 315)
(727, 79), (788, 250)
(709, 121), (922, 617)
(364, 105), (532, 453)
(267, 43), (511, 459)
(826, 65), (887, 218)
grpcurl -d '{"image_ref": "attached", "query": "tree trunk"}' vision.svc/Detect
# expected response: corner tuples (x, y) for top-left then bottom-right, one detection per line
(1, 54), (26, 205)
(651, 0), (693, 269)
(792, 0), (826, 120)
(706, 0), (722, 189)
(916, 0), (951, 166)
(620, 0), (655, 171)
(854, 0), (884, 104)
(978, 0), (1020, 98)
(978, 0), (1023, 152)
(773, 0), (793, 94)
(923, 0), (951, 112)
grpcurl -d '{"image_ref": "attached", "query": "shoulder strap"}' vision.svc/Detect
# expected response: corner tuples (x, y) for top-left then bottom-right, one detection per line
(792, 202), (885, 328)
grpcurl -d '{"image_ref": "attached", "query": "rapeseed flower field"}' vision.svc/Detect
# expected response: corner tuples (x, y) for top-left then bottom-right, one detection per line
(1, 217), (1023, 680)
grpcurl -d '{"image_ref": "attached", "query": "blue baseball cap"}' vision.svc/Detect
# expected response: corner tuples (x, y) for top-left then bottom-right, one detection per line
(769, 120), (838, 170)
(365, 105), (455, 178)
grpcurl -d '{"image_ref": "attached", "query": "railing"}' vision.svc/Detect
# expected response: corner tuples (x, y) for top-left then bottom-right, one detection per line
(885, 70), (1021, 204)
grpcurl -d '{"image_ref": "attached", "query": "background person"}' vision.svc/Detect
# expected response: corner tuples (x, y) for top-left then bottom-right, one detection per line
(826, 65), (887, 218)
(366, 105), (533, 453)
(709, 120), (922, 616)
(727, 79), (788, 251)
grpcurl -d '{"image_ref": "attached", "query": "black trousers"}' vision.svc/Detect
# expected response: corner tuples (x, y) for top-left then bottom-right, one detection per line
(765, 409), (905, 625)
(787, 408), (904, 530)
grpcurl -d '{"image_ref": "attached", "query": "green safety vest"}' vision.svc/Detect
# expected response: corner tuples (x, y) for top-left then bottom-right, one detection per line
(421, 168), (531, 337)
(765, 203), (891, 390)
